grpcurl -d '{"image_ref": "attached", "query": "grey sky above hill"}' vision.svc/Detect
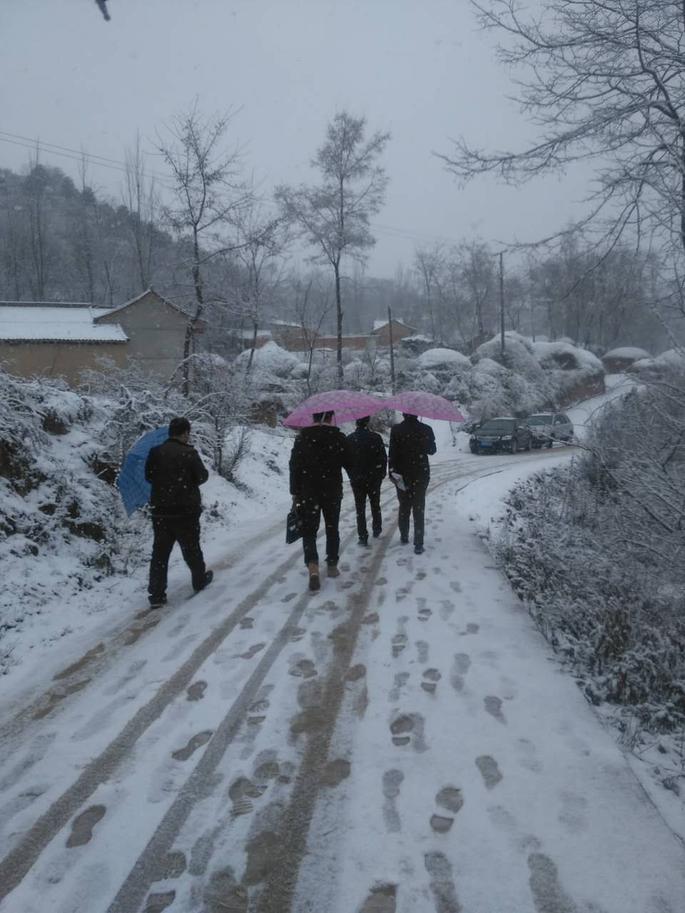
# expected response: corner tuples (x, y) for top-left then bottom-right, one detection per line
(2, 0), (589, 278)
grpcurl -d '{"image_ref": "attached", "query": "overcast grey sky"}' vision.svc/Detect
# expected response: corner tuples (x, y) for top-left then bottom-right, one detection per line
(1, 0), (589, 277)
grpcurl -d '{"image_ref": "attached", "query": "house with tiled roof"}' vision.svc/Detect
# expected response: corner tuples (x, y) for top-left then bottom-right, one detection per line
(0, 289), (189, 385)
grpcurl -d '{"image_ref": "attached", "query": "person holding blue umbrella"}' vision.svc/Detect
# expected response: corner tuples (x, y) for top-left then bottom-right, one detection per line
(144, 417), (213, 607)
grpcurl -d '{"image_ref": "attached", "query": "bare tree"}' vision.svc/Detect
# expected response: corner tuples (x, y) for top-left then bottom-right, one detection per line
(123, 135), (158, 292)
(414, 244), (445, 342)
(276, 111), (390, 384)
(158, 105), (252, 395)
(290, 273), (333, 394)
(24, 155), (51, 300)
(439, 0), (685, 262)
(230, 200), (288, 374)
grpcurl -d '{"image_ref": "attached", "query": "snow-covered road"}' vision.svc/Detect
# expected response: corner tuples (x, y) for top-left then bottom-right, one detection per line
(1, 409), (683, 913)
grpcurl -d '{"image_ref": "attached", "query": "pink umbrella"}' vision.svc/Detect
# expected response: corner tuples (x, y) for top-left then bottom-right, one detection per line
(283, 390), (385, 428)
(386, 390), (465, 422)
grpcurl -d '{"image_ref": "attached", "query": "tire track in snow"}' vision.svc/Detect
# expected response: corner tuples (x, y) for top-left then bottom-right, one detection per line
(0, 455), (558, 909)
(0, 544), (307, 905)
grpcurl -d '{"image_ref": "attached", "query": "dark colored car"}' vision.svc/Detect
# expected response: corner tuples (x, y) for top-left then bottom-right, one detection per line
(469, 417), (532, 454)
(526, 412), (574, 448)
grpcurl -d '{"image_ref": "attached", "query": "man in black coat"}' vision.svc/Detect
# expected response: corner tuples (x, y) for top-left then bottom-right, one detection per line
(145, 417), (213, 607)
(289, 410), (351, 591)
(388, 413), (437, 554)
(346, 416), (387, 545)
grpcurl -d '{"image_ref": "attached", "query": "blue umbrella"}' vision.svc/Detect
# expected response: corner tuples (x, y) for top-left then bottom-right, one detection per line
(116, 426), (169, 517)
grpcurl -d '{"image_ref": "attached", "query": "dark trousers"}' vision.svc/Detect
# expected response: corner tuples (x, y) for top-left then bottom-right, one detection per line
(352, 480), (382, 541)
(148, 514), (206, 599)
(298, 494), (342, 566)
(396, 478), (429, 547)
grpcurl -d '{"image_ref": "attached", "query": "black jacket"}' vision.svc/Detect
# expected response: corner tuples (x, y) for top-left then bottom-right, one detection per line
(388, 416), (437, 483)
(145, 438), (209, 517)
(346, 427), (387, 486)
(289, 425), (351, 499)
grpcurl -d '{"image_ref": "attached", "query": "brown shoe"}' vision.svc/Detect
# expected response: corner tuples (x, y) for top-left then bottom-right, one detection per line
(327, 563), (340, 578)
(308, 561), (320, 591)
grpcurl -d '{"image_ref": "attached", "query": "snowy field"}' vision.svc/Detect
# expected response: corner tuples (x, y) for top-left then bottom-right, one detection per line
(1, 377), (684, 912)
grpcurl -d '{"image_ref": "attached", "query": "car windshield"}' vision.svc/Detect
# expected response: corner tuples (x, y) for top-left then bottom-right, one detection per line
(528, 415), (553, 425)
(478, 419), (516, 434)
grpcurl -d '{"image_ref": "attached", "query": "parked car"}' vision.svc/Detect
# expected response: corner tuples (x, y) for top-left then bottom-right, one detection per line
(526, 412), (574, 448)
(469, 417), (532, 454)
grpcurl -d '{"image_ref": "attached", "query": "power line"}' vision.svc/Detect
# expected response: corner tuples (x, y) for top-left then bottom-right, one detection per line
(0, 130), (171, 186)
(0, 129), (468, 249)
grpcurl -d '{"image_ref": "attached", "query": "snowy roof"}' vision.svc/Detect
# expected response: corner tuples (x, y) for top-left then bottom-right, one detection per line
(603, 347), (651, 361)
(236, 329), (272, 340)
(0, 306), (128, 343)
(269, 319), (302, 328)
(372, 318), (415, 332)
(93, 288), (190, 320)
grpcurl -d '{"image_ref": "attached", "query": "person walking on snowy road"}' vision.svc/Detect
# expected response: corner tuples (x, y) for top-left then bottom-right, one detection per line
(388, 413), (436, 554)
(346, 416), (387, 546)
(145, 417), (213, 608)
(289, 411), (352, 591)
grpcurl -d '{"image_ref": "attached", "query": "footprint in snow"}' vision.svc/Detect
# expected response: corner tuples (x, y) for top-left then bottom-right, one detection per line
(517, 738), (543, 774)
(424, 852), (461, 913)
(484, 695), (507, 724)
(391, 633), (408, 658)
(382, 768), (404, 834)
(460, 622), (480, 636)
(390, 712), (428, 751)
(186, 680), (207, 701)
(476, 755), (503, 789)
(66, 804), (106, 848)
(416, 640), (429, 664)
(143, 891), (176, 913)
(172, 730), (213, 762)
(421, 668), (441, 695)
(228, 776), (267, 817)
(288, 658), (317, 678)
(358, 883), (397, 912)
(389, 671), (410, 702)
(239, 642), (266, 660)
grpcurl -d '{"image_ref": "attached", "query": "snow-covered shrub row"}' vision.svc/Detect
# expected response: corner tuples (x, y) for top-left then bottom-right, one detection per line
(394, 331), (604, 419)
(234, 332), (605, 423)
(497, 373), (685, 744)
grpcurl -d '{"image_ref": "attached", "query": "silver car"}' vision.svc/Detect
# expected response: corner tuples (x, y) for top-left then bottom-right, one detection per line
(526, 412), (574, 448)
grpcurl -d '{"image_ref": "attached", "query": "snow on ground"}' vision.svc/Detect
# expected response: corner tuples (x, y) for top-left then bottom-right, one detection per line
(565, 373), (635, 440)
(1, 436), (683, 913)
(0, 426), (294, 711)
(3, 380), (684, 912)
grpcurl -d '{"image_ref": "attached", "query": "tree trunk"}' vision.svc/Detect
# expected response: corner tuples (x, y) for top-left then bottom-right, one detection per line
(245, 320), (258, 374)
(334, 261), (343, 386)
(183, 228), (204, 397)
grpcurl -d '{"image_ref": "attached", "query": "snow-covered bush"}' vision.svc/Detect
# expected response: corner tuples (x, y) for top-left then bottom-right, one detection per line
(234, 340), (304, 379)
(417, 347), (471, 370)
(498, 371), (685, 751)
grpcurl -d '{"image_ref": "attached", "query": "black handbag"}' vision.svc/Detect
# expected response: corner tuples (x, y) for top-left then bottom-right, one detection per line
(286, 506), (302, 544)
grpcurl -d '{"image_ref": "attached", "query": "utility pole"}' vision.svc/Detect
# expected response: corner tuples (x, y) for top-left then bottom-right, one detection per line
(499, 250), (506, 357)
(387, 305), (396, 394)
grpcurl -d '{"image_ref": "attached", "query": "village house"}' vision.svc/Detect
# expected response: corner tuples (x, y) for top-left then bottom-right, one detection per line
(242, 316), (418, 354)
(0, 289), (189, 385)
